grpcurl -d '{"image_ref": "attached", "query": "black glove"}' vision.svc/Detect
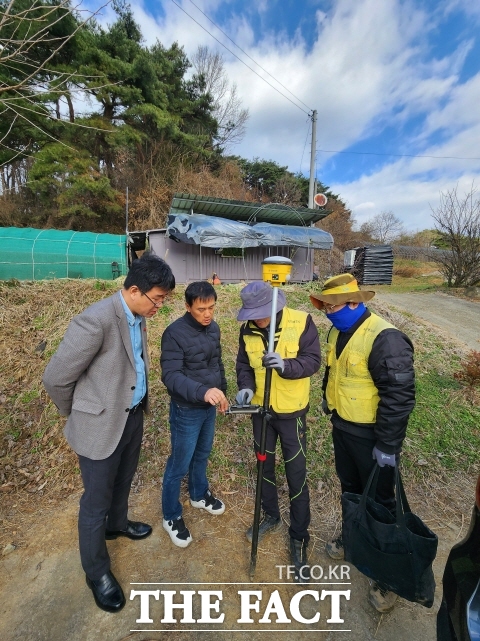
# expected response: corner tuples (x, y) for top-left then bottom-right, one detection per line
(321, 399), (331, 415)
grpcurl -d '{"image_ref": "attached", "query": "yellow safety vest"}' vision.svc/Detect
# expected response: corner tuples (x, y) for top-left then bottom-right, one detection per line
(325, 313), (396, 424)
(243, 307), (310, 413)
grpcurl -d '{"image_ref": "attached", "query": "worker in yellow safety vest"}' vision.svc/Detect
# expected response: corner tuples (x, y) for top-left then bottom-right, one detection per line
(310, 273), (416, 614)
(235, 281), (321, 583)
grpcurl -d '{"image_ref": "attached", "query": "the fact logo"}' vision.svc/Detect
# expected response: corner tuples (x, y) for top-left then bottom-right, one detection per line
(129, 577), (351, 632)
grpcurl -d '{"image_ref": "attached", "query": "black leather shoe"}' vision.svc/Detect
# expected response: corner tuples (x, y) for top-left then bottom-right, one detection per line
(86, 570), (126, 613)
(105, 520), (152, 540)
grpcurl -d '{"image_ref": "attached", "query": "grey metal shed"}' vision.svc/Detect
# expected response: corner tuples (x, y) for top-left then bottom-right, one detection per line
(142, 193), (333, 284)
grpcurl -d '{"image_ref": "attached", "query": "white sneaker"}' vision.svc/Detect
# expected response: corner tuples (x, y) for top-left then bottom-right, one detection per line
(162, 517), (192, 548)
(190, 489), (225, 515)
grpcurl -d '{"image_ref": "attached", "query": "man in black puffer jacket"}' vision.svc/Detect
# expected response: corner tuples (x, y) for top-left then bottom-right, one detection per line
(160, 281), (228, 548)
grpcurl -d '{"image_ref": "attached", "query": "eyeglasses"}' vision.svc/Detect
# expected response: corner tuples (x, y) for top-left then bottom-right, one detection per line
(323, 302), (348, 313)
(141, 291), (168, 308)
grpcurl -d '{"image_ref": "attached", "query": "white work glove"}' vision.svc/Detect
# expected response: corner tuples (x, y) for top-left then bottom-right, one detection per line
(235, 389), (254, 405)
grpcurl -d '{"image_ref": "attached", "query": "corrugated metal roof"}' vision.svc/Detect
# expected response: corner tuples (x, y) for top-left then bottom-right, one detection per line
(170, 193), (329, 225)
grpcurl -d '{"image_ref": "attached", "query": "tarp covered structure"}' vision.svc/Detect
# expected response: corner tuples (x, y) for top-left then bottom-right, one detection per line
(167, 213), (333, 249)
(0, 227), (127, 280)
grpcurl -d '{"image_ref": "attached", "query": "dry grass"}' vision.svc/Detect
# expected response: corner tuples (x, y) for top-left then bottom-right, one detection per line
(127, 160), (255, 231)
(393, 265), (420, 278)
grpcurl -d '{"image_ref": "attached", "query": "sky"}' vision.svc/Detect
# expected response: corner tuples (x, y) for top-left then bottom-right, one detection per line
(87, 0), (480, 232)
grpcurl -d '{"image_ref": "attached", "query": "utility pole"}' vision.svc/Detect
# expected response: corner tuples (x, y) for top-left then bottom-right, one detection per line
(125, 186), (129, 234)
(308, 110), (317, 209)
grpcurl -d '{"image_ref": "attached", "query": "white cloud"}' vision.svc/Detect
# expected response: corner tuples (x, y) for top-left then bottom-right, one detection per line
(335, 66), (480, 231)
(421, 74), (480, 137)
(443, 0), (480, 20)
(228, 0), (463, 161)
(332, 149), (480, 231)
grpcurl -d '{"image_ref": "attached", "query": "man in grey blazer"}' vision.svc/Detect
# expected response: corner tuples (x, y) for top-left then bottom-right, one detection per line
(43, 252), (175, 613)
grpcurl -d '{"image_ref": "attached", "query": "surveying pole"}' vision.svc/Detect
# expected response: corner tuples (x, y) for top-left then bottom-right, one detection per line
(308, 110), (317, 209)
(249, 256), (294, 579)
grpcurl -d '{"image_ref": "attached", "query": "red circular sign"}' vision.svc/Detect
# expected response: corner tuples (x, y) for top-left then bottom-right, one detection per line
(314, 193), (328, 207)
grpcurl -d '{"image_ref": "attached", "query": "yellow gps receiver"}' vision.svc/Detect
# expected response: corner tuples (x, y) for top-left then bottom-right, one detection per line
(261, 256), (293, 286)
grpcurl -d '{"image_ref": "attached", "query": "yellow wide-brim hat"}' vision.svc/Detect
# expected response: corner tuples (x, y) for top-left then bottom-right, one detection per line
(309, 273), (375, 310)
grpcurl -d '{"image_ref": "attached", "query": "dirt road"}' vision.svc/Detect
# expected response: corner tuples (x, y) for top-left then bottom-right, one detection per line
(0, 476), (472, 641)
(374, 291), (480, 352)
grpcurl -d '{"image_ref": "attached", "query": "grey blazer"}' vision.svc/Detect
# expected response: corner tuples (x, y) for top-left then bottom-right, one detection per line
(43, 292), (149, 460)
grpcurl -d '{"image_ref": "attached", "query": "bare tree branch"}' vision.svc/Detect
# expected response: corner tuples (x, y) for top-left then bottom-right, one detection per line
(1, 1), (79, 66)
(2, 101), (75, 155)
(0, 0), (123, 164)
(0, 142), (34, 166)
(359, 211), (405, 244)
(0, 113), (18, 145)
(0, 0), (111, 94)
(191, 45), (249, 149)
(2, 95), (109, 131)
(430, 183), (480, 287)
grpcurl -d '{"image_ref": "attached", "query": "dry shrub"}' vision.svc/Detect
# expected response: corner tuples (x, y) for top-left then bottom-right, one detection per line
(315, 201), (360, 252)
(175, 160), (252, 203)
(393, 265), (419, 278)
(127, 183), (172, 230)
(454, 350), (480, 400)
(126, 159), (253, 231)
(0, 193), (24, 226)
(314, 247), (345, 280)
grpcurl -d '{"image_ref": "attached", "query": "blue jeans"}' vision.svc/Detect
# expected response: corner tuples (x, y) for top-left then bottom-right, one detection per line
(162, 401), (216, 521)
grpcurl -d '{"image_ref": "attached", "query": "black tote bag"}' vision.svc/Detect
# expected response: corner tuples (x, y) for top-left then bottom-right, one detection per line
(341, 464), (438, 607)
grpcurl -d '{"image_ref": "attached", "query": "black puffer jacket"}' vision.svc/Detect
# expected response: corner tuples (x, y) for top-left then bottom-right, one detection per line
(161, 312), (227, 408)
(323, 309), (415, 454)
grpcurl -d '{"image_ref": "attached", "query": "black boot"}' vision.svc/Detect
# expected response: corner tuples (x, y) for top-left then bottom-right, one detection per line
(290, 537), (310, 583)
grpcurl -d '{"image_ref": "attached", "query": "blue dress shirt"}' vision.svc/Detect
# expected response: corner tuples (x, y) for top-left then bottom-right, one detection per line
(119, 291), (146, 407)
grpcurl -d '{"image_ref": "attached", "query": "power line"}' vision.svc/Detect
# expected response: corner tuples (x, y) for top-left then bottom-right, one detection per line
(169, 0), (311, 116)
(185, 0), (313, 113)
(316, 148), (480, 161)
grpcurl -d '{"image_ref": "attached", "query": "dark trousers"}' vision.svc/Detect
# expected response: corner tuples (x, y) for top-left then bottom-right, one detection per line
(252, 413), (310, 542)
(77, 410), (143, 580)
(332, 427), (396, 513)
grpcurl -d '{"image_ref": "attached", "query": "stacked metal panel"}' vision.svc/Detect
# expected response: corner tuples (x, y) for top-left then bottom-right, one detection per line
(350, 245), (393, 285)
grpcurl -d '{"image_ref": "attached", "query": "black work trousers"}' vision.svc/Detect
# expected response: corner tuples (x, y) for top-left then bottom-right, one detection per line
(252, 413), (310, 542)
(332, 427), (397, 513)
(77, 409), (144, 580)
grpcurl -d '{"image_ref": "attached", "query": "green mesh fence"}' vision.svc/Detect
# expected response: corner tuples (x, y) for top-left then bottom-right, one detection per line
(0, 227), (127, 280)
